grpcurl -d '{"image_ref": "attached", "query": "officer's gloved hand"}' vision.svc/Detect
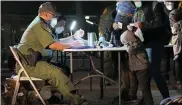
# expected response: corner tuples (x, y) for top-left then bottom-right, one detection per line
(73, 29), (84, 39)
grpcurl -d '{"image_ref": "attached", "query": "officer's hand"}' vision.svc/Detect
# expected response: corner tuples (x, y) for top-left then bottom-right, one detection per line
(74, 29), (84, 39)
(113, 22), (119, 30)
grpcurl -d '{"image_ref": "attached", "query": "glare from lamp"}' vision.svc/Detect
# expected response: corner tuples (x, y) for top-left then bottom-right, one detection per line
(86, 20), (94, 25)
(85, 16), (90, 20)
(70, 21), (76, 31)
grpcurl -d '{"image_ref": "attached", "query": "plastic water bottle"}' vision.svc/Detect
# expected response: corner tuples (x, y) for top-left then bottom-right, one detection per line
(87, 33), (94, 47)
(99, 36), (106, 47)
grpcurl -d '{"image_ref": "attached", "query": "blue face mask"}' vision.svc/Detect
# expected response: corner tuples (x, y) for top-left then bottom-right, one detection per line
(55, 27), (64, 34)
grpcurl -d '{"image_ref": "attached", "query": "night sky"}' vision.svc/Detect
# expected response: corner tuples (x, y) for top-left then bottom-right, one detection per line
(1, 1), (116, 16)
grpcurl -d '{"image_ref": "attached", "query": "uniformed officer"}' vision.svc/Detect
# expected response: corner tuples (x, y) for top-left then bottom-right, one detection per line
(16, 2), (87, 105)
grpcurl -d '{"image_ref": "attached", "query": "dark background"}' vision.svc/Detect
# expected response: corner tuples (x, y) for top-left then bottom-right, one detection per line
(2, 1), (115, 15)
(1, 1), (116, 68)
(1, 1), (116, 42)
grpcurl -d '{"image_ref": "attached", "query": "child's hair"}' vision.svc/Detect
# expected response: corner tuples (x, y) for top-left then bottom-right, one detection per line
(173, 9), (182, 22)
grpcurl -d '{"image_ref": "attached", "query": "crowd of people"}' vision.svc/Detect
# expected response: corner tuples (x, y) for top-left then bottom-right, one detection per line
(99, 0), (182, 105)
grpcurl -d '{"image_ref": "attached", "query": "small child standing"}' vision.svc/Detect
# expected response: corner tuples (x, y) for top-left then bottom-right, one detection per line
(171, 9), (182, 88)
(120, 25), (154, 105)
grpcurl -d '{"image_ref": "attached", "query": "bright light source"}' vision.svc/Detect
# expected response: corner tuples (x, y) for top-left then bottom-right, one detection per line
(86, 20), (94, 25)
(85, 16), (90, 20)
(70, 21), (76, 30)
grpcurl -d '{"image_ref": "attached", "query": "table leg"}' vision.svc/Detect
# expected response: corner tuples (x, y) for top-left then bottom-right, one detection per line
(89, 58), (92, 92)
(61, 52), (63, 64)
(64, 52), (67, 65)
(100, 51), (104, 99)
(69, 52), (73, 105)
(70, 52), (73, 82)
(118, 52), (121, 105)
(56, 51), (59, 62)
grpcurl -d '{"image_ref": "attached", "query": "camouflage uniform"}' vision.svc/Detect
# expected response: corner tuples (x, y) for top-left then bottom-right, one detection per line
(16, 16), (84, 105)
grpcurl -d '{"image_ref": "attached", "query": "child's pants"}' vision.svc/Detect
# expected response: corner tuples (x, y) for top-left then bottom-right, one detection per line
(129, 70), (154, 105)
(174, 51), (182, 83)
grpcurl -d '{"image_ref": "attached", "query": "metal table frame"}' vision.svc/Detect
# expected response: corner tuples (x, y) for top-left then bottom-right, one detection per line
(63, 47), (127, 105)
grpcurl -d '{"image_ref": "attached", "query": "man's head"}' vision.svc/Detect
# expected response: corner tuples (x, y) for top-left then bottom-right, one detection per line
(38, 2), (60, 21)
(38, 2), (63, 29)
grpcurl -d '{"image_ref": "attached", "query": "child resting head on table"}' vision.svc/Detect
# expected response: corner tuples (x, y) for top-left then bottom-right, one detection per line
(120, 25), (154, 105)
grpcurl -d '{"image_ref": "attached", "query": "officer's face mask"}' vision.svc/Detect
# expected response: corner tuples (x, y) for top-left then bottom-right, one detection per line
(50, 18), (58, 28)
(55, 27), (64, 34)
(134, 1), (142, 8)
(165, 2), (174, 10)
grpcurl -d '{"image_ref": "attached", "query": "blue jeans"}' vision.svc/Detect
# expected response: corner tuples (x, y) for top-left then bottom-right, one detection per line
(146, 41), (170, 99)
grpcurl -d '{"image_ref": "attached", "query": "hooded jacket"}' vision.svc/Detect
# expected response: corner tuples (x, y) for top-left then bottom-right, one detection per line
(120, 28), (149, 71)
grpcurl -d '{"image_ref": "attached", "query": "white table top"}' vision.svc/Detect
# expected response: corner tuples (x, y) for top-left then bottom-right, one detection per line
(63, 47), (127, 52)
(63, 45), (173, 52)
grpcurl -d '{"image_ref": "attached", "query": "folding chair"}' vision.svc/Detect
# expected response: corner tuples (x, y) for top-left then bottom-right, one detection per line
(9, 46), (46, 105)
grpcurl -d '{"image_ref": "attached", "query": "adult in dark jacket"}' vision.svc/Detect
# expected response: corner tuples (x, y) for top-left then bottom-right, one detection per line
(133, 1), (170, 99)
(160, 1), (179, 86)
(161, 1), (181, 86)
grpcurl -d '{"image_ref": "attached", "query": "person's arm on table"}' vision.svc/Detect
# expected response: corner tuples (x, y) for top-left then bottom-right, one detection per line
(34, 25), (71, 51)
(49, 41), (71, 51)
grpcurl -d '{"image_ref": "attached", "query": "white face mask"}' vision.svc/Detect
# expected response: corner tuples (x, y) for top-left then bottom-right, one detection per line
(134, 1), (142, 8)
(156, 0), (164, 2)
(55, 27), (64, 34)
(165, 2), (174, 10)
(50, 18), (57, 28)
